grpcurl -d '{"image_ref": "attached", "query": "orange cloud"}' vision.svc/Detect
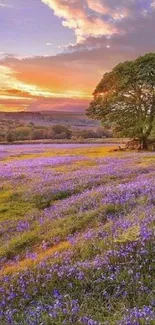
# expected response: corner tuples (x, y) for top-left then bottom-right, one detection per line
(1, 53), (99, 97)
(0, 53), (96, 111)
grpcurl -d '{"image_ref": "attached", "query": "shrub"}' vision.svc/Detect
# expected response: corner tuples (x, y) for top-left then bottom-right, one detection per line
(6, 131), (15, 142)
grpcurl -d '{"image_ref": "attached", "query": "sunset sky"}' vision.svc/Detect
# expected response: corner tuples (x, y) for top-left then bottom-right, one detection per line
(1, 0), (155, 112)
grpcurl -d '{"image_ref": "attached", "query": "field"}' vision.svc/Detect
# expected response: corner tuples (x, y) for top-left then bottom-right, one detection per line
(0, 143), (155, 325)
(0, 111), (99, 128)
(0, 111), (103, 143)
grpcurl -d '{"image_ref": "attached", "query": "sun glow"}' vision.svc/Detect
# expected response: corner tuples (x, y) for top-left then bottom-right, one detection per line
(0, 64), (91, 111)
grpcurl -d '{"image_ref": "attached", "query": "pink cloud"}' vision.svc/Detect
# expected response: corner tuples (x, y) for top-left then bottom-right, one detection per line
(87, 0), (129, 19)
(41, 0), (117, 42)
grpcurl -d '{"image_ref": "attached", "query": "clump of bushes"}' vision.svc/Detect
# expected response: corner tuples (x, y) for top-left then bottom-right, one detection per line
(4, 124), (73, 142)
(0, 119), (110, 142)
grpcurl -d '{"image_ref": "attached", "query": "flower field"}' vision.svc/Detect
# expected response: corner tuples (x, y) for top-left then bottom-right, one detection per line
(0, 143), (155, 325)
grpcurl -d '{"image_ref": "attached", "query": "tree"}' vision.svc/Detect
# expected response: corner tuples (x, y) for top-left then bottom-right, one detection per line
(6, 131), (15, 143)
(51, 125), (72, 139)
(87, 53), (155, 149)
(31, 128), (47, 140)
(14, 127), (31, 140)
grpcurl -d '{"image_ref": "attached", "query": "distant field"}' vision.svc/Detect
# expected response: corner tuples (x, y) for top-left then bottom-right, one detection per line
(0, 110), (108, 143)
(0, 138), (128, 145)
(0, 144), (155, 324)
(0, 111), (99, 128)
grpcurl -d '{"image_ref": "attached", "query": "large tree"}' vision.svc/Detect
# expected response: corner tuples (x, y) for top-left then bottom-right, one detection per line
(87, 53), (155, 149)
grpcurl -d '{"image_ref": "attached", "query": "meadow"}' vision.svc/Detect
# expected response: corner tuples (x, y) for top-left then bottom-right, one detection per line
(0, 143), (155, 325)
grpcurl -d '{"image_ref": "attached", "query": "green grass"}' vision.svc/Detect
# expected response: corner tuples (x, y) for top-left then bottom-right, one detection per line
(0, 189), (35, 221)
(0, 230), (39, 259)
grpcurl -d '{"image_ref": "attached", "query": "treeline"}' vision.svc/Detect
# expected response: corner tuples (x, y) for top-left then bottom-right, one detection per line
(0, 120), (111, 142)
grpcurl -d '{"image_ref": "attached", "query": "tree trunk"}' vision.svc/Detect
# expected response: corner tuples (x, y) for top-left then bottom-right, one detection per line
(138, 137), (148, 150)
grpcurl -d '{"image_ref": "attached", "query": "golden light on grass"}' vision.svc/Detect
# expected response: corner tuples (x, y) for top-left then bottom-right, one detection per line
(4, 146), (117, 163)
(0, 241), (71, 276)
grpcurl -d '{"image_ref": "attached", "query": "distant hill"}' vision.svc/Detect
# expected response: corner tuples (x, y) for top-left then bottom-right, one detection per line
(0, 111), (99, 129)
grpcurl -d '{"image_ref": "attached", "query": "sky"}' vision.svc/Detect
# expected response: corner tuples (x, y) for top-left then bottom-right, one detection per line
(0, 0), (155, 112)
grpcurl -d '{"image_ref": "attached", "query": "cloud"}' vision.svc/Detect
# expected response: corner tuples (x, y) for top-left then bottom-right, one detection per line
(28, 97), (89, 112)
(0, 65), (44, 99)
(1, 0), (155, 112)
(46, 42), (53, 46)
(0, 53), (95, 111)
(41, 0), (118, 42)
(151, 1), (155, 8)
(87, 0), (129, 19)
(41, 0), (155, 48)
(1, 53), (98, 98)
(0, 38), (139, 112)
(0, 3), (11, 8)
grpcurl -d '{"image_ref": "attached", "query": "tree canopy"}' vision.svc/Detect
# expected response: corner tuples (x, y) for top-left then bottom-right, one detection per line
(87, 53), (155, 149)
